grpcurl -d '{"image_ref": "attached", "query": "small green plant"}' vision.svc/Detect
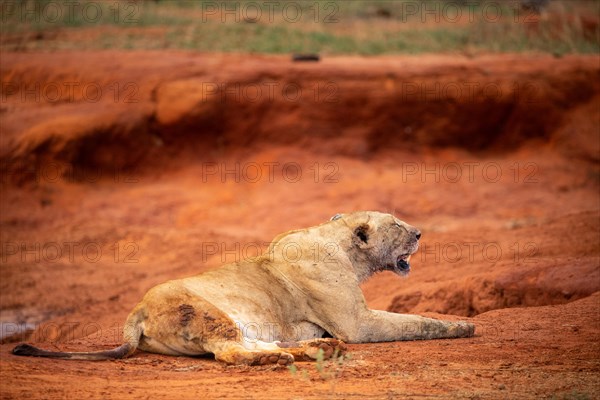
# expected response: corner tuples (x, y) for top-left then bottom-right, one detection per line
(287, 364), (297, 376)
(312, 348), (353, 381)
(287, 347), (353, 381)
(315, 348), (326, 377)
(287, 363), (310, 381)
(286, 347), (353, 397)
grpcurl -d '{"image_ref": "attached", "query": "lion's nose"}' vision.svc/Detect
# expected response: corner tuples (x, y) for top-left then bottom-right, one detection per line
(415, 231), (421, 240)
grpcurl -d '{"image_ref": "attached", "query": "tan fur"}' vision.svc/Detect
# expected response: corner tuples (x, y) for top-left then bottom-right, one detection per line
(13, 211), (474, 365)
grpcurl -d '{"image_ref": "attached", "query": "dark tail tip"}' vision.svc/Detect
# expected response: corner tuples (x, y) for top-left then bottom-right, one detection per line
(12, 343), (40, 356)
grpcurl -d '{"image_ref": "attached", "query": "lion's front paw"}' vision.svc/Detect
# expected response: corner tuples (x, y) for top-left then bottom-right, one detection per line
(451, 321), (475, 338)
(303, 338), (347, 360)
(254, 352), (294, 366)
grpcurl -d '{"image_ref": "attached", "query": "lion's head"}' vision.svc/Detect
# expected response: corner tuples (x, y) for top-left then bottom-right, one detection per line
(330, 211), (421, 281)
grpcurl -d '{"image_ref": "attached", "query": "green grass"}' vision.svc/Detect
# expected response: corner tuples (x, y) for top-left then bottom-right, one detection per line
(1, 0), (598, 54)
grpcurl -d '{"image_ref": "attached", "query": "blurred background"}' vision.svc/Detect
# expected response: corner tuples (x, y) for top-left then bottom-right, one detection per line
(1, 0), (599, 54)
(0, 1), (599, 398)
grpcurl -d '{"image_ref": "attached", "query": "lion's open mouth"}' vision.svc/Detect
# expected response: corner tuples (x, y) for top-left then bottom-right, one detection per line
(396, 254), (411, 272)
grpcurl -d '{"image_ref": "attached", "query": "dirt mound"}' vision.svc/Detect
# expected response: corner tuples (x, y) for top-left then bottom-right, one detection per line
(387, 211), (600, 317)
(388, 261), (599, 317)
(1, 53), (598, 182)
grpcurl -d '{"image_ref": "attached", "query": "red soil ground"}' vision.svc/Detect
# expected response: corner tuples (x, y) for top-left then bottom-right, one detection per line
(0, 51), (599, 399)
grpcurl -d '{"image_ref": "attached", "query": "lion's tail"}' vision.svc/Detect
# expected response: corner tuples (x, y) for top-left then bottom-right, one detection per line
(12, 309), (144, 361)
(11, 342), (134, 360)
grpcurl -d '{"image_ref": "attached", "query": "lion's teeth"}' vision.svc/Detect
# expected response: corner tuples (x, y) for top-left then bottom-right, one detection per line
(406, 255), (411, 262)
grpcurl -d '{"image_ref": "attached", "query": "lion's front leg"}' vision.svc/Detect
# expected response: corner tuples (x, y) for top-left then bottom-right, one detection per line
(334, 310), (475, 343)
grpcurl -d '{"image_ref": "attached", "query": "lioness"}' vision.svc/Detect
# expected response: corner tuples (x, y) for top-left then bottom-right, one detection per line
(13, 211), (474, 365)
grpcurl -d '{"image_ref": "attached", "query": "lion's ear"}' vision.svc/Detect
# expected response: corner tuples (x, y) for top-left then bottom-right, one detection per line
(354, 224), (370, 247)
